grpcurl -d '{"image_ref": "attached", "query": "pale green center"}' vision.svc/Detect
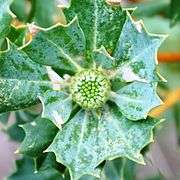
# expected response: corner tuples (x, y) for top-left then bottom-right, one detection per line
(70, 69), (111, 109)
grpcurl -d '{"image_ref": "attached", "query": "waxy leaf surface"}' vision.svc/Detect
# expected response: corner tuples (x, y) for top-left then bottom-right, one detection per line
(113, 12), (166, 83)
(40, 91), (73, 128)
(19, 117), (58, 157)
(23, 17), (85, 73)
(64, 0), (126, 52)
(0, 42), (52, 113)
(47, 105), (160, 179)
(110, 82), (162, 120)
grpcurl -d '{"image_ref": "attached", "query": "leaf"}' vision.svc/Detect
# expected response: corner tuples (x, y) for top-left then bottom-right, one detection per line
(0, 0), (14, 47)
(103, 158), (126, 180)
(103, 158), (135, 180)
(15, 110), (40, 123)
(128, 0), (169, 18)
(63, 0), (126, 52)
(170, 0), (180, 26)
(0, 41), (52, 113)
(10, 0), (27, 22)
(0, 0), (13, 38)
(8, 155), (64, 180)
(39, 90), (73, 128)
(23, 17), (85, 73)
(18, 117), (58, 157)
(0, 112), (10, 124)
(93, 46), (115, 69)
(110, 82), (162, 120)
(6, 119), (25, 142)
(33, 0), (60, 28)
(113, 12), (166, 83)
(7, 26), (27, 46)
(5, 110), (39, 142)
(47, 104), (161, 179)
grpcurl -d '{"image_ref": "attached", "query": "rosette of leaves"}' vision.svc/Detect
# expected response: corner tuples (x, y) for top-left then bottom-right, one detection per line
(0, 0), (166, 179)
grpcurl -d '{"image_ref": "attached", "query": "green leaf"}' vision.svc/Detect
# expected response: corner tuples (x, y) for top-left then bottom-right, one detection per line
(170, 0), (180, 26)
(0, 0), (14, 48)
(113, 12), (166, 83)
(103, 158), (135, 180)
(110, 82), (162, 120)
(5, 110), (37, 142)
(0, 0), (13, 37)
(93, 46), (115, 69)
(6, 119), (25, 142)
(18, 117), (58, 157)
(23, 17), (85, 73)
(7, 26), (27, 46)
(128, 0), (169, 18)
(47, 104), (161, 179)
(39, 91), (73, 128)
(10, 0), (27, 22)
(15, 110), (40, 123)
(33, 0), (60, 28)
(0, 41), (52, 113)
(0, 112), (10, 124)
(64, 0), (126, 52)
(8, 155), (64, 180)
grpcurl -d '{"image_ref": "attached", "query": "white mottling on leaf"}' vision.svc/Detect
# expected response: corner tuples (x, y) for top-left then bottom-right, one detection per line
(121, 65), (147, 83)
(52, 110), (64, 128)
(135, 21), (142, 33)
(31, 122), (37, 126)
(46, 66), (62, 90)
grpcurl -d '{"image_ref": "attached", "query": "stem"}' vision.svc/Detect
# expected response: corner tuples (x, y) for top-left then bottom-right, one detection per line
(158, 53), (180, 63)
(120, 158), (127, 180)
(33, 157), (38, 173)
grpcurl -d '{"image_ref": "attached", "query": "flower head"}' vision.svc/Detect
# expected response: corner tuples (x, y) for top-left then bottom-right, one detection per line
(70, 69), (111, 109)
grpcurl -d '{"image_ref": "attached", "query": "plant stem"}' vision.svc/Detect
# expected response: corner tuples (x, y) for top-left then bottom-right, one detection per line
(120, 158), (127, 180)
(158, 53), (180, 63)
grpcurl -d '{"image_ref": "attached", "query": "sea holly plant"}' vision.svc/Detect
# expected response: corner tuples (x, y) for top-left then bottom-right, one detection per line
(0, 0), (167, 179)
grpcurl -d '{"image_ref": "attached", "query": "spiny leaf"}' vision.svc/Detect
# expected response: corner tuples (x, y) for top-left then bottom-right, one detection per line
(47, 104), (161, 179)
(18, 117), (58, 157)
(113, 12), (166, 83)
(0, 41), (52, 113)
(23, 17), (85, 73)
(39, 91), (73, 128)
(64, 0), (126, 52)
(93, 46), (115, 69)
(8, 154), (64, 180)
(110, 82), (162, 120)
(6, 110), (39, 142)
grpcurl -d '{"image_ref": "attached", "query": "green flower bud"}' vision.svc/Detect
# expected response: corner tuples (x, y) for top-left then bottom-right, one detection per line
(70, 69), (111, 109)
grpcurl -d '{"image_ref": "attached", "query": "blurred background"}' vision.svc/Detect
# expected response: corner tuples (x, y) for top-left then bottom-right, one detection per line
(0, 0), (180, 179)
